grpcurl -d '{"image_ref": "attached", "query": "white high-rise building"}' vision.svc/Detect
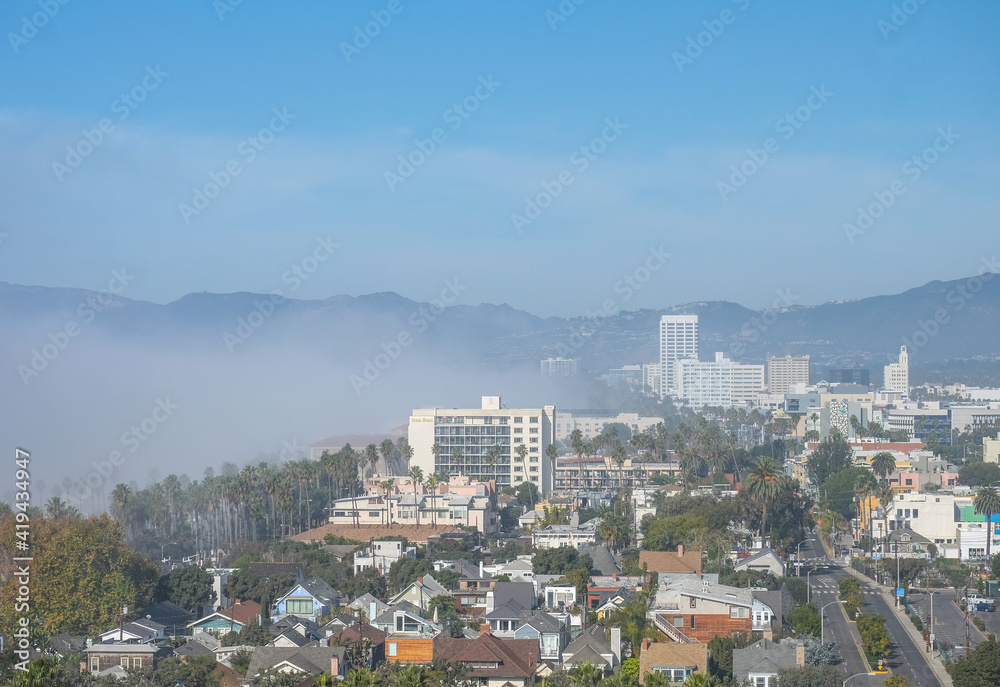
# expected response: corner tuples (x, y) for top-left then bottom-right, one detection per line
(674, 353), (766, 408)
(540, 357), (578, 377)
(884, 346), (909, 395)
(408, 396), (556, 494)
(659, 315), (698, 398)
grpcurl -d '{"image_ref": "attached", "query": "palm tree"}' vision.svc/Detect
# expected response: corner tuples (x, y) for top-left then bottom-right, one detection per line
(44, 497), (77, 519)
(425, 473), (440, 529)
(430, 442), (442, 475)
(407, 466), (424, 527)
(450, 447), (465, 476)
(398, 438), (414, 476)
(485, 443), (501, 487)
(546, 443), (558, 493)
(877, 480), (895, 552)
(363, 443), (379, 479)
(380, 479), (395, 527)
(871, 451), (896, 483)
(515, 443), (528, 484)
(568, 662), (604, 687)
(974, 486), (1000, 561)
(742, 457), (786, 546)
(379, 439), (395, 476)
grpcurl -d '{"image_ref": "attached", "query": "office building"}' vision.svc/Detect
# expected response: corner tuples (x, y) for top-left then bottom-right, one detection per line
(884, 346), (909, 394)
(673, 353), (764, 409)
(659, 315), (698, 398)
(827, 368), (871, 386)
(408, 396), (556, 494)
(766, 355), (809, 394)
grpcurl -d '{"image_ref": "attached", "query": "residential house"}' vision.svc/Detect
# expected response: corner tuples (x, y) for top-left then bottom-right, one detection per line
(561, 625), (621, 676)
(540, 581), (577, 611)
(388, 574), (451, 612)
(650, 577), (775, 642)
(885, 527), (932, 555)
(638, 638), (708, 685)
(348, 594), (388, 624)
(271, 629), (312, 648)
(638, 547), (702, 582)
(434, 626), (540, 687)
(98, 618), (166, 644)
(244, 644), (348, 681)
(188, 600), (262, 636)
(485, 556), (535, 583)
(733, 638), (805, 687)
(354, 539), (417, 574)
(375, 604), (443, 664)
(594, 588), (639, 620)
(751, 586), (797, 634)
(140, 600), (195, 637)
(487, 582), (536, 614)
(734, 547), (786, 578)
(320, 612), (359, 636)
(48, 634), (86, 658)
(511, 611), (569, 665)
(587, 576), (643, 610)
(434, 558), (481, 579)
(82, 644), (162, 675)
(531, 524), (598, 550)
(173, 633), (218, 659)
(272, 578), (343, 622)
(329, 623), (387, 669)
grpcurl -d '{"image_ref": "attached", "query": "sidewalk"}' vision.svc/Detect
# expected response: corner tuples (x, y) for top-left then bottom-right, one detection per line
(847, 566), (954, 687)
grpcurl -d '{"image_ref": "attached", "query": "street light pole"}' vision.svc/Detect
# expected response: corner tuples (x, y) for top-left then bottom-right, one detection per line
(821, 600), (846, 644)
(807, 567), (818, 604)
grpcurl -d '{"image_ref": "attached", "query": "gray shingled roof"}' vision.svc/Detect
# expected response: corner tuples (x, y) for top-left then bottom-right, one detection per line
(732, 639), (801, 684)
(245, 645), (347, 678)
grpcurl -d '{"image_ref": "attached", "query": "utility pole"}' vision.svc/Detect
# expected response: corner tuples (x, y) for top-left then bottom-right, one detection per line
(926, 575), (931, 653)
(895, 541), (900, 609)
(965, 585), (970, 658)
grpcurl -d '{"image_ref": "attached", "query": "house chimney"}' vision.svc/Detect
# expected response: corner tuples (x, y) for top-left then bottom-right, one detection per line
(480, 623), (491, 636)
(677, 545), (683, 557)
(320, 638), (329, 647)
(642, 637), (650, 651)
(331, 656), (339, 677)
(234, 599), (241, 605)
(612, 573), (617, 581)
(795, 641), (805, 667)
(610, 627), (621, 662)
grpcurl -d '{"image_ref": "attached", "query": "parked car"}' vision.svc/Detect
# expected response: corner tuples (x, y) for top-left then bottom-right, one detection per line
(961, 593), (983, 604)
(974, 601), (996, 612)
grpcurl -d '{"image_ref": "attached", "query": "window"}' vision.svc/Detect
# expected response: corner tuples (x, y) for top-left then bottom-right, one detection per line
(499, 417), (508, 424)
(369, 511), (380, 517)
(530, 428), (539, 434)
(690, 615), (696, 628)
(530, 447), (539, 453)
(133, 657), (142, 669)
(530, 457), (539, 463)
(905, 479), (913, 486)
(913, 509), (919, 518)
(514, 466), (523, 472)
(121, 657), (129, 668)
(286, 598), (314, 615)
(905, 509), (911, 518)
(514, 417), (523, 423)
(530, 438), (539, 443)
(387, 642), (396, 657)
(514, 428), (523, 434)
(529, 467), (538, 473)
(530, 416), (539, 423)
(335, 511), (346, 517)
(689, 597), (697, 608)
(673, 616), (683, 627)
(731, 607), (750, 618)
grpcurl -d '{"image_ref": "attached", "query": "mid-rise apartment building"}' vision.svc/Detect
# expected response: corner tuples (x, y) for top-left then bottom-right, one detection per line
(884, 346), (909, 394)
(408, 396), (555, 493)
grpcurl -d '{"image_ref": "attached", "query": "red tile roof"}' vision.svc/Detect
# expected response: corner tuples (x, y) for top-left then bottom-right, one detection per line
(218, 600), (262, 627)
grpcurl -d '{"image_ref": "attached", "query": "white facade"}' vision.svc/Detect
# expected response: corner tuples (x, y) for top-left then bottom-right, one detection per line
(884, 346), (909, 394)
(541, 357), (579, 377)
(408, 396), (556, 493)
(766, 355), (809, 394)
(673, 353), (764, 409)
(643, 363), (661, 397)
(659, 315), (698, 397)
(554, 411), (661, 442)
(532, 525), (598, 550)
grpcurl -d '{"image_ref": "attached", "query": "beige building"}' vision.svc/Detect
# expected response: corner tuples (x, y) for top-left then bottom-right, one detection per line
(985, 432), (1000, 464)
(766, 355), (809, 394)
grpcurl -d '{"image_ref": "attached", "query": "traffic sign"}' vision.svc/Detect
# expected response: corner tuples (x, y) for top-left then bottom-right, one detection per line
(896, 588), (905, 597)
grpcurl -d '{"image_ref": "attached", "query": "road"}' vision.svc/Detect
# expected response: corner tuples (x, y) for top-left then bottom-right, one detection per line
(798, 533), (944, 687)
(798, 535), (884, 687)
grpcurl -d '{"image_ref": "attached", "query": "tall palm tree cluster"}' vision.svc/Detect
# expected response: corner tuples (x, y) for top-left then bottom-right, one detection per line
(105, 438), (416, 553)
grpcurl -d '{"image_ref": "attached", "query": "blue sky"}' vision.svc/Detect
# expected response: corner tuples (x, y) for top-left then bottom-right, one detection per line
(1, 0), (998, 317)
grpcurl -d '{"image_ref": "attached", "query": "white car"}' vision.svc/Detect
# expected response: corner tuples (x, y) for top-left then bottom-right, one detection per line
(962, 593), (983, 604)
